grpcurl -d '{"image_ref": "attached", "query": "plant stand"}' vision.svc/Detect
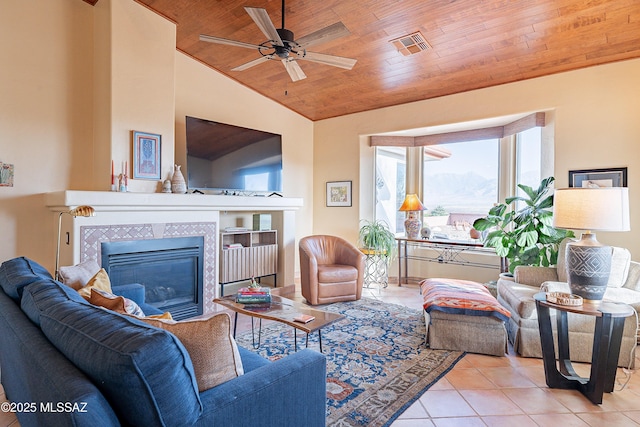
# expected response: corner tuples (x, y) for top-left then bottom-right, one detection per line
(361, 249), (389, 290)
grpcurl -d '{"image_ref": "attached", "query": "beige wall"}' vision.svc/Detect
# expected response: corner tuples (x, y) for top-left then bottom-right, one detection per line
(314, 58), (640, 263)
(0, 0), (94, 266)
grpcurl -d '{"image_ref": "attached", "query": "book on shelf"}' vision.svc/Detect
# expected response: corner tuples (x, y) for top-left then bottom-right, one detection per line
(223, 243), (243, 249)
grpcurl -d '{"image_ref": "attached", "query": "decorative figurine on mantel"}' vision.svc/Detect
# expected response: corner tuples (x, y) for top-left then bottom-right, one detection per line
(162, 179), (172, 193)
(171, 164), (187, 194)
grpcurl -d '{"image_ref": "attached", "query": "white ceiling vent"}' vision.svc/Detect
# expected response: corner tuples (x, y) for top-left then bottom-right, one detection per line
(390, 32), (431, 56)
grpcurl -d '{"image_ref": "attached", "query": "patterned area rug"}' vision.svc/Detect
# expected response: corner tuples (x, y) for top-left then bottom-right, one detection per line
(235, 298), (464, 427)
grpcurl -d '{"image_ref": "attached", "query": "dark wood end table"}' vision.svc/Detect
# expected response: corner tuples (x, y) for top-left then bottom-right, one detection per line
(213, 295), (344, 353)
(534, 292), (634, 404)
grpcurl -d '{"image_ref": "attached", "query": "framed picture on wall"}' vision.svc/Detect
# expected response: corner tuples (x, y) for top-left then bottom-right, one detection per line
(132, 131), (162, 180)
(326, 181), (352, 207)
(568, 167), (627, 188)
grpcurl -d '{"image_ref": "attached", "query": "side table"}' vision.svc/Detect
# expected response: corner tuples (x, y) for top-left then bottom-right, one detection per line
(361, 249), (389, 290)
(534, 292), (634, 404)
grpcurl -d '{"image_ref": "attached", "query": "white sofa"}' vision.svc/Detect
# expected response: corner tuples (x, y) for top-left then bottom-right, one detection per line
(497, 238), (640, 368)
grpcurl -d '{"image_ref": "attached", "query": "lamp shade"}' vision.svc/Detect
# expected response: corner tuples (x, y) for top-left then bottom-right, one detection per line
(69, 205), (96, 218)
(398, 194), (426, 212)
(553, 188), (630, 232)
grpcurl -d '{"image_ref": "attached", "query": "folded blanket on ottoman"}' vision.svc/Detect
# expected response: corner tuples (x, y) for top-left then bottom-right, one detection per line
(420, 278), (511, 322)
(420, 278), (510, 356)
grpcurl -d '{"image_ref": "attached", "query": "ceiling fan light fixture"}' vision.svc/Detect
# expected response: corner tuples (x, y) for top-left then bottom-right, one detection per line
(390, 31), (431, 56)
(199, 0), (356, 81)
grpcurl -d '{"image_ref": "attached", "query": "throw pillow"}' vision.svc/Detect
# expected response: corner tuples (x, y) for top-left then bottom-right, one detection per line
(607, 246), (631, 288)
(142, 313), (244, 392)
(145, 312), (174, 320)
(89, 288), (145, 317)
(58, 259), (101, 290)
(77, 268), (112, 300)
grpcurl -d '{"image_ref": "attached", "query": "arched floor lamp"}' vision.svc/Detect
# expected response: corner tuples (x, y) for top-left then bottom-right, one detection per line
(55, 205), (96, 281)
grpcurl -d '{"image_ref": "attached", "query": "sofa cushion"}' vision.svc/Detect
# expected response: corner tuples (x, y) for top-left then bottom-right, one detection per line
(497, 278), (539, 319)
(21, 279), (89, 326)
(21, 280), (202, 426)
(142, 313), (244, 392)
(318, 264), (358, 283)
(0, 256), (52, 301)
(58, 259), (101, 290)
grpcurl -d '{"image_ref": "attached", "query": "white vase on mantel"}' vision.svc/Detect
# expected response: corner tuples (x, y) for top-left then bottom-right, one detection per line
(171, 165), (187, 194)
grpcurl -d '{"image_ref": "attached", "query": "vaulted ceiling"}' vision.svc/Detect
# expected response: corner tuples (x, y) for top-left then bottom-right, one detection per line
(126, 1), (640, 121)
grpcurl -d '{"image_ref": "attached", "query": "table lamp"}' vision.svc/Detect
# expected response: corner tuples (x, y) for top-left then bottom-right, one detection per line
(399, 194), (426, 239)
(553, 188), (630, 300)
(55, 205), (96, 281)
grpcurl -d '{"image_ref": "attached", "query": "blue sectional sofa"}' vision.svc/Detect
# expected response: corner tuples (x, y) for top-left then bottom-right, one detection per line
(0, 257), (326, 426)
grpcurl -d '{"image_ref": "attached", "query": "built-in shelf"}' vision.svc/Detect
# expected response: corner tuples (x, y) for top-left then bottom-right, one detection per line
(220, 230), (278, 296)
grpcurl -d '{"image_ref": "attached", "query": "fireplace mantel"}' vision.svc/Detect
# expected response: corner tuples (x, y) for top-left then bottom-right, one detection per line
(46, 190), (303, 212)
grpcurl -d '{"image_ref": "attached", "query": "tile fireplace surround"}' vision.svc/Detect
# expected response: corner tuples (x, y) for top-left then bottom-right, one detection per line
(46, 190), (302, 315)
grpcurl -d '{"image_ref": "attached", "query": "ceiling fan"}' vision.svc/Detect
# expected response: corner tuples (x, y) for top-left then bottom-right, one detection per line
(199, 1), (357, 82)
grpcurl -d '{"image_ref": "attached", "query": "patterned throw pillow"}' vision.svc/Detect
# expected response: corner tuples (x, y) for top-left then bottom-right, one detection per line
(89, 288), (145, 317)
(142, 313), (244, 391)
(58, 259), (101, 290)
(77, 268), (112, 299)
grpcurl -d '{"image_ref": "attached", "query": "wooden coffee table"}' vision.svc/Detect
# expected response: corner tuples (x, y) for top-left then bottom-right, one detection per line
(213, 295), (344, 352)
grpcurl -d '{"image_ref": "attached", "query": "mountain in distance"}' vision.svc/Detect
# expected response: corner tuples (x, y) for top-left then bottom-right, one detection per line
(424, 171), (497, 214)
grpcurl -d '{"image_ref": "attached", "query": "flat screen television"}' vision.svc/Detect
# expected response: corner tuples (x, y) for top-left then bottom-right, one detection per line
(185, 116), (282, 194)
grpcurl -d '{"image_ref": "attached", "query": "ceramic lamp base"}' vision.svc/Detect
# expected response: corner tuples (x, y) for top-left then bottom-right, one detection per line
(566, 233), (611, 301)
(404, 212), (422, 240)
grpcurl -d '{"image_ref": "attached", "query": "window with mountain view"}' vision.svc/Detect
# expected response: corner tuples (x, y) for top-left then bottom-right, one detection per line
(375, 146), (406, 234)
(422, 139), (499, 240)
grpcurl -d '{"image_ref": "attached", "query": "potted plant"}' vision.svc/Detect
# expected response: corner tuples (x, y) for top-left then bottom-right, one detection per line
(358, 219), (397, 261)
(472, 176), (574, 274)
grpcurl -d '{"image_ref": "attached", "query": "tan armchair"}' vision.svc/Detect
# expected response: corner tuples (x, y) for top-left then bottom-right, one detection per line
(299, 235), (365, 306)
(498, 238), (640, 368)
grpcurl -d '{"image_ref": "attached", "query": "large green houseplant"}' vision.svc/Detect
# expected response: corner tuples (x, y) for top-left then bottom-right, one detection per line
(358, 219), (397, 261)
(473, 176), (574, 274)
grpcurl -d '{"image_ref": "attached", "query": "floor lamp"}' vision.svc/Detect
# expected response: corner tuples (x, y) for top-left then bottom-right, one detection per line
(399, 194), (426, 240)
(55, 205), (96, 281)
(553, 188), (630, 300)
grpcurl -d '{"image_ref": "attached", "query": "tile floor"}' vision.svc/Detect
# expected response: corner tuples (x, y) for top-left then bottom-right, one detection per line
(1, 282), (638, 427)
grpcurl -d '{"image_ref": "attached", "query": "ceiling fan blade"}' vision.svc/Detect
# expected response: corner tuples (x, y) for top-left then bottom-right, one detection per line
(295, 22), (351, 48)
(297, 51), (357, 70)
(199, 34), (265, 50)
(282, 60), (307, 82)
(245, 7), (284, 47)
(232, 56), (273, 71)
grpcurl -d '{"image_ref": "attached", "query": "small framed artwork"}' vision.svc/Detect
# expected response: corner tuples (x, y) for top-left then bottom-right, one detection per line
(326, 181), (352, 207)
(132, 131), (161, 180)
(569, 167), (627, 188)
(0, 162), (14, 187)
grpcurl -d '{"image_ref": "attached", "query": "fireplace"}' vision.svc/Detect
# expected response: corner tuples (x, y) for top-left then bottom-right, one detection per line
(101, 237), (204, 320)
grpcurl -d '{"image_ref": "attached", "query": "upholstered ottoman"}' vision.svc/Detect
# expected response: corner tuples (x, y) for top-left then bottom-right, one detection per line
(420, 278), (510, 357)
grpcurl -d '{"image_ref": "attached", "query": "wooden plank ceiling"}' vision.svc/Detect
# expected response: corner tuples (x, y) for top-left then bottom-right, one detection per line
(129, 0), (640, 121)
